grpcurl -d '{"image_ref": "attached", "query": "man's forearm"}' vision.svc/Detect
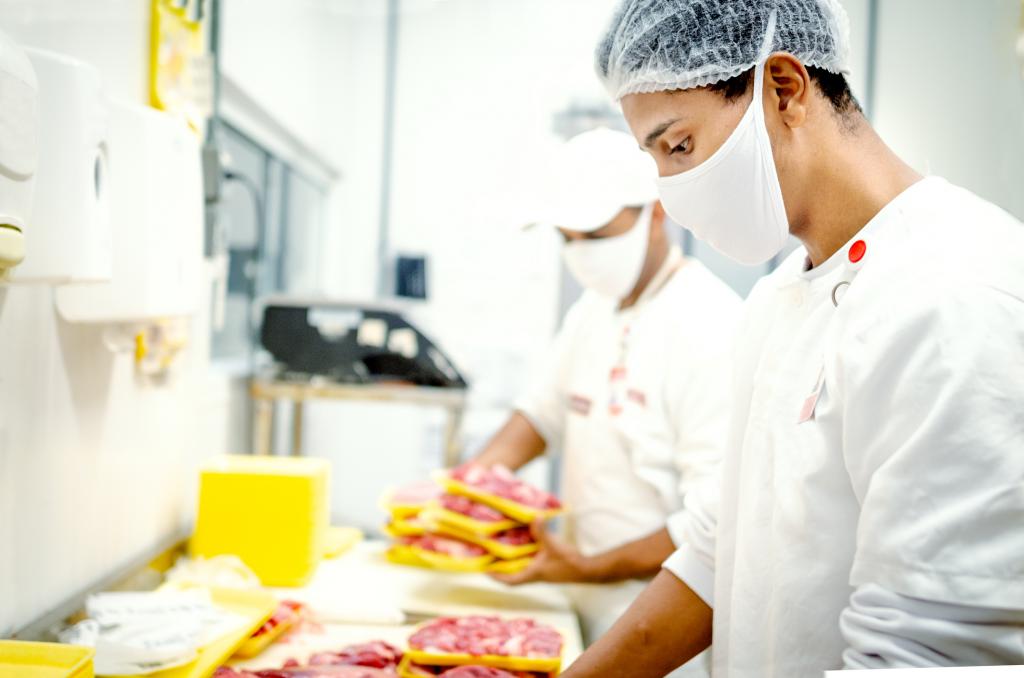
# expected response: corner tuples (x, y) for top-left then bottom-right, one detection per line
(473, 411), (547, 471)
(580, 528), (677, 583)
(562, 570), (713, 678)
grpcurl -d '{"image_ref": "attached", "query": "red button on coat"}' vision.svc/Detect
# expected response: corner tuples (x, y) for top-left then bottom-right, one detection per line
(849, 240), (867, 264)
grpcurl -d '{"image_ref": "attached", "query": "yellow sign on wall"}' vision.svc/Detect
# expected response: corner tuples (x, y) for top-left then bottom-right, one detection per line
(150, 0), (211, 132)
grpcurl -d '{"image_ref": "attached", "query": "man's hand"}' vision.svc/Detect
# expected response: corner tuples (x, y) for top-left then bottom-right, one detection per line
(491, 522), (679, 586)
(489, 519), (593, 585)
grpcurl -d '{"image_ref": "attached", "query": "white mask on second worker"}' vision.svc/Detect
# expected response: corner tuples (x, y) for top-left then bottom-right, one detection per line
(654, 58), (789, 266)
(561, 202), (652, 300)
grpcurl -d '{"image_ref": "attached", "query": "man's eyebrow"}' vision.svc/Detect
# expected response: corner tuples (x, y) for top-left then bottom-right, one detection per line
(644, 118), (681, 149)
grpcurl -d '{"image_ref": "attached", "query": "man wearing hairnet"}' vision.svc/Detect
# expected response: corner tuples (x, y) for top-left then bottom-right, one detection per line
(561, 0), (1024, 676)
(472, 128), (741, 674)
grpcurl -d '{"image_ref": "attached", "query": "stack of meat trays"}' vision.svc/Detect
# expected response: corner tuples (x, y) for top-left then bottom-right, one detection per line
(382, 466), (563, 574)
(382, 480), (493, 572)
(423, 465), (564, 574)
(398, 616), (564, 678)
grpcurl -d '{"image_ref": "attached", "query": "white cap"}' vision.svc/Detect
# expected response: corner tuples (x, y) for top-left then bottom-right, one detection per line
(536, 127), (657, 233)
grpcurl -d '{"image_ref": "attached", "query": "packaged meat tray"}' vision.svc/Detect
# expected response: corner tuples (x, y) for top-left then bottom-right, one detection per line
(404, 616), (563, 674)
(382, 481), (443, 520)
(383, 516), (428, 539)
(387, 535), (495, 573)
(217, 640), (403, 677)
(426, 522), (539, 561)
(216, 667), (398, 677)
(397, 656), (552, 677)
(438, 466), (562, 525)
(422, 494), (520, 536)
(235, 600), (306, 658)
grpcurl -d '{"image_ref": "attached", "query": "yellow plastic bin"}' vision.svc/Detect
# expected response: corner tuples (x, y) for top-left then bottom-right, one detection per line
(191, 455), (330, 586)
(0, 640), (94, 678)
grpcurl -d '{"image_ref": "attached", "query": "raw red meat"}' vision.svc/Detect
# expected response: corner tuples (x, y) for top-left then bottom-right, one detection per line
(391, 480), (443, 506)
(307, 641), (403, 669)
(451, 465), (561, 511)
(400, 534), (488, 558)
(215, 641), (402, 678)
(408, 616), (562, 659)
(440, 667), (541, 678)
(226, 668), (396, 678)
(492, 527), (534, 546)
(439, 494), (507, 523)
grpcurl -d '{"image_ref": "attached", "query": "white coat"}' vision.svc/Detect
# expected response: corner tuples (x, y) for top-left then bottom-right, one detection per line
(665, 177), (1024, 676)
(518, 246), (741, 670)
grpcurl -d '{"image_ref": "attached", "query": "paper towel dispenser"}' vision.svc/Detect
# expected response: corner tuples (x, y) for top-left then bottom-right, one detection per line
(11, 48), (110, 283)
(56, 100), (203, 322)
(0, 29), (37, 278)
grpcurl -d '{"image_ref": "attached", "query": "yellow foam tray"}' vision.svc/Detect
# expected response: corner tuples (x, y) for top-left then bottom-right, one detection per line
(232, 600), (304, 659)
(438, 475), (563, 525)
(403, 646), (562, 674)
(382, 518), (427, 539)
(324, 526), (363, 559)
(0, 640), (94, 678)
(485, 557), (534, 575)
(385, 544), (494, 573)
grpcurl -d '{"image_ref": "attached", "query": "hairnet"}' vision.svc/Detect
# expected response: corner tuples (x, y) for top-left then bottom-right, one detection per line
(595, 0), (851, 101)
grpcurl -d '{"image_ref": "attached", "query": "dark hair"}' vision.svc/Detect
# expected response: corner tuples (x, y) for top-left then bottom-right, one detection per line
(707, 65), (862, 116)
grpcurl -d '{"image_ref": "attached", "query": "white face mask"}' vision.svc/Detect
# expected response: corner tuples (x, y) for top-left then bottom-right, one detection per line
(561, 202), (652, 300)
(654, 59), (789, 265)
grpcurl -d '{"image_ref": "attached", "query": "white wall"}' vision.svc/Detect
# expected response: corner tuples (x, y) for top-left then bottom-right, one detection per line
(0, 0), (233, 635)
(873, 0), (1024, 220)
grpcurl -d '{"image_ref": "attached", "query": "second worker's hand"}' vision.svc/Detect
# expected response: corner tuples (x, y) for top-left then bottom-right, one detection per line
(489, 519), (594, 586)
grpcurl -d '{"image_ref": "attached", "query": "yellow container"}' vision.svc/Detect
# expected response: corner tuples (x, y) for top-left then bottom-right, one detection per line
(0, 640), (94, 678)
(191, 455), (330, 586)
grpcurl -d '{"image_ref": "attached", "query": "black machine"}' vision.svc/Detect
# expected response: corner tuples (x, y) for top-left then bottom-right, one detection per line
(259, 298), (468, 389)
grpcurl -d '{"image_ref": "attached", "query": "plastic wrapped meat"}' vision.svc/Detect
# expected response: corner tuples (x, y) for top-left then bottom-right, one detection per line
(400, 534), (489, 559)
(214, 665), (396, 678)
(408, 616), (563, 659)
(306, 641), (403, 669)
(390, 481), (443, 507)
(440, 667), (543, 678)
(214, 640), (403, 677)
(491, 527), (533, 546)
(438, 494), (507, 523)
(450, 466), (561, 510)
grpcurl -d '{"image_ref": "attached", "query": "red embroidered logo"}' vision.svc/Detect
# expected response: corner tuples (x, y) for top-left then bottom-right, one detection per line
(569, 394), (592, 416)
(626, 389), (647, 407)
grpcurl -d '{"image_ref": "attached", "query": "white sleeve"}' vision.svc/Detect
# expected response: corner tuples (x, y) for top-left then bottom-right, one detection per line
(513, 301), (585, 447)
(663, 473), (720, 607)
(838, 282), (1024, 610)
(840, 583), (1024, 669)
(663, 318), (733, 548)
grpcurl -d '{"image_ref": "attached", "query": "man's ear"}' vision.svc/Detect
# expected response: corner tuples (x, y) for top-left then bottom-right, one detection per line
(764, 52), (811, 129)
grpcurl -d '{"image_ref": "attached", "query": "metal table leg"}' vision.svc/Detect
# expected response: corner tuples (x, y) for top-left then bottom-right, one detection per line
(441, 404), (465, 468)
(291, 399), (305, 456)
(253, 396), (274, 456)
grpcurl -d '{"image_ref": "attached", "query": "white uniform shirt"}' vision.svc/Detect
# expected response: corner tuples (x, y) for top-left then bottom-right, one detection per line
(518, 247), (741, 557)
(666, 177), (1024, 676)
